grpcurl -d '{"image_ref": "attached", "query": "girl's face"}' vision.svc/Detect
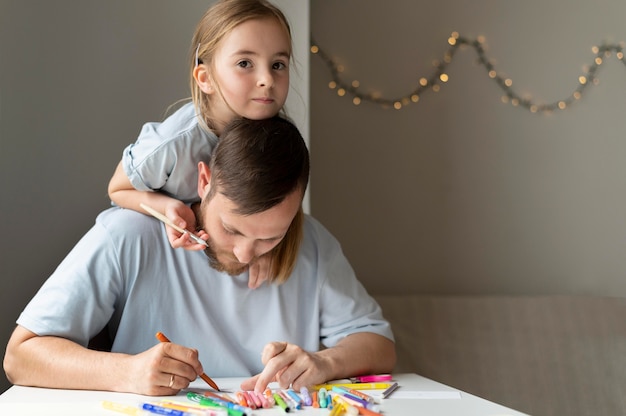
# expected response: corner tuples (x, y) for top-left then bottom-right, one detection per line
(208, 17), (290, 132)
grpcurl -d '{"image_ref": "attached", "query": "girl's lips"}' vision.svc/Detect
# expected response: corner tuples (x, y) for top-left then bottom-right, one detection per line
(253, 97), (275, 104)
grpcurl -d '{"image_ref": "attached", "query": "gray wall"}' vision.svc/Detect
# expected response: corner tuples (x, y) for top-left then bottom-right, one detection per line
(0, 0), (308, 393)
(311, 0), (626, 296)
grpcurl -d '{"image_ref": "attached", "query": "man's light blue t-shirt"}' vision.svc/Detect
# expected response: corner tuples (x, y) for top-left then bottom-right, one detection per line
(17, 208), (393, 377)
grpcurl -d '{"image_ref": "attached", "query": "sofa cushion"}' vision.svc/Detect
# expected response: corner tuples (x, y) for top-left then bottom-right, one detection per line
(374, 295), (626, 416)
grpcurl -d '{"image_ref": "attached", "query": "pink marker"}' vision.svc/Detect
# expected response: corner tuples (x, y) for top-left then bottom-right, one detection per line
(255, 391), (272, 409)
(245, 390), (263, 409)
(354, 374), (392, 383)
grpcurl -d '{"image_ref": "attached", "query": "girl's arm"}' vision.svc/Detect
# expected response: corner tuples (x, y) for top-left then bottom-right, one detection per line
(108, 161), (272, 286)
(107, 161), (205, 250)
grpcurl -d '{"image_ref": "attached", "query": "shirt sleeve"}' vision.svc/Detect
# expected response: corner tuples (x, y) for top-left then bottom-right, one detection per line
(16, 210), (128, 347)
(121, 104), (218, 203)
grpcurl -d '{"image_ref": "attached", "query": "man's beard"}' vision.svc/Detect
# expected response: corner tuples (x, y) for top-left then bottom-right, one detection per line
(196, 201), (251, 276)
(203, 240), (250, 277)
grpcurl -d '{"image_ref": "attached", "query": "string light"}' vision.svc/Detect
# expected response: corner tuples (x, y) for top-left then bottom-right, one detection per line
(310, 33), (626, 114)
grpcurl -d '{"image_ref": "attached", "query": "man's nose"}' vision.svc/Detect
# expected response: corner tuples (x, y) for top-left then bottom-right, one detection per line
(233, 241), (255, 264)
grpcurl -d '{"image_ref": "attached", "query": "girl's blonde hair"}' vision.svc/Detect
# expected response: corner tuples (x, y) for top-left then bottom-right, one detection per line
(190, 0), (293, 131)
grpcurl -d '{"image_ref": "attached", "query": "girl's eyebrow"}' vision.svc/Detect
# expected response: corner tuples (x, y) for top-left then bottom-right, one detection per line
(230, 49), (290, 59)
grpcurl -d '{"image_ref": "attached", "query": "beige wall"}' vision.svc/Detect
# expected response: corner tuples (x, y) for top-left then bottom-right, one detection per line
(310, 0), (626, 296)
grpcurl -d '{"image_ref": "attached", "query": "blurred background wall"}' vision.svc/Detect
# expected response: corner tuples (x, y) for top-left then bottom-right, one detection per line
(310, 0), (626, 296)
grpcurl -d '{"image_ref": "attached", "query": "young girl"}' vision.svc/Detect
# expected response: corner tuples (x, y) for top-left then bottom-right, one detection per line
(108, 0), (294, 288)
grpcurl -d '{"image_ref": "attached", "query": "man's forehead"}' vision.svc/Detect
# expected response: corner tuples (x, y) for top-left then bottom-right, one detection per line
(208, 191), (300, 237)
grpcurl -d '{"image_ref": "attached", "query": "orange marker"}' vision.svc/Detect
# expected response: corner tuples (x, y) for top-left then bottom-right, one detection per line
(312, 391), (319, 408)
(203, 391), (235, 404)
(263, 388), (276, 406)
(235, 391), (250, 408)
(155, 331), (221, 391)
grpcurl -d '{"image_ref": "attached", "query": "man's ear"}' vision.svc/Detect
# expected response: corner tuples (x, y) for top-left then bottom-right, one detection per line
(193, 64), (214, 94)
(197, 161), (212, 198)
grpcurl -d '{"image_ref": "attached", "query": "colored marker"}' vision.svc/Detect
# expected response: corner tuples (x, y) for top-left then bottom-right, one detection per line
(186, 392), (247, 416)
(157, 401), (227, 416)
(102, 401), (142, 416)
(279, 390), (298, 410)
(353, 374), (392, 383)
(352, 404), (384, 416)
(245, 391), (263, 409)
(300, 386), (313, 406)
(331, 389), (368, 407)
(315, 382), (392, 390)
(203, 392), (236, 404)
(333, 385), (375, 403)
(140, 203), (209, 247)
(143, 402), (195, 416)
(273, 392), (291, 413)
(253, 391), (271, 409)
(328, 400), (348, 416)
(318, 387), (329, 408)
(331, 395), (359, 416)
(381, 382), (399, 399)
(263, 389), (276, 406)
(311, 391), (319, 408)
(286, 389), (303, 409)
(235, 392), (249, 408)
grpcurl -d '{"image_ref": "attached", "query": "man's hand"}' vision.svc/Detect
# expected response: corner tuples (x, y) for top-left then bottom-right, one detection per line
(127, 341), (205, 396)
(4, 326), (208, 396)
(240, 333), (396, 394)
(240, 342), (332, 394)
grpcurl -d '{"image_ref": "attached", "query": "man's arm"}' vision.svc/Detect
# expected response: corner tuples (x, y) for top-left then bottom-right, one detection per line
(3, 325), (204, 395)
(241, 332), (396, 393)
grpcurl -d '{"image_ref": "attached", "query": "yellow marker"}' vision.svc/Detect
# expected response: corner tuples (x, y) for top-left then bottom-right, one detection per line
(332, 394), (359, 416)
(314, 382), (392, 391)
(101, 401), (140, 415)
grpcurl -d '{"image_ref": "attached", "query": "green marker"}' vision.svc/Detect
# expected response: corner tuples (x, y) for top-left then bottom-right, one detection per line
(273, 392), (291, 413)
(186, 392), (246, 416)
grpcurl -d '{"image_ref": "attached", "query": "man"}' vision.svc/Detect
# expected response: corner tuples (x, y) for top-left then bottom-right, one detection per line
(3, 117), (396, 396)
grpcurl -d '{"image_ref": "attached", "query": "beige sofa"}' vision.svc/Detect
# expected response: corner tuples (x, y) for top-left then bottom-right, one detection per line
(373, 295), (626, 416)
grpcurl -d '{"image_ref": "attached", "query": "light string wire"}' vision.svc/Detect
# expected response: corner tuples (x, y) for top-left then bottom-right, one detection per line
(311, 32), (626, 114)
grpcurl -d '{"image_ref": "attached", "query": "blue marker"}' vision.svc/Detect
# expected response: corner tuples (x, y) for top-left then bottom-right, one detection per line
(286, 389), (303, 409)
(142, 403), (194, 416)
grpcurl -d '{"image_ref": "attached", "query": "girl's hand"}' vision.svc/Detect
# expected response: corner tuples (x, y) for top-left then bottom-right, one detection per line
(164, 202), (208, 251)
(248, 254), (272, 289)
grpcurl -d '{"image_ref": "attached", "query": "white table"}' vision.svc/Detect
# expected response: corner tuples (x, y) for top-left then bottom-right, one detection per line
(0, 373), (528, 415)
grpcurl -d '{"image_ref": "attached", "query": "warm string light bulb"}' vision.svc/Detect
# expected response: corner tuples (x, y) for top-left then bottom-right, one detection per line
(311, 34), (626, 114)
